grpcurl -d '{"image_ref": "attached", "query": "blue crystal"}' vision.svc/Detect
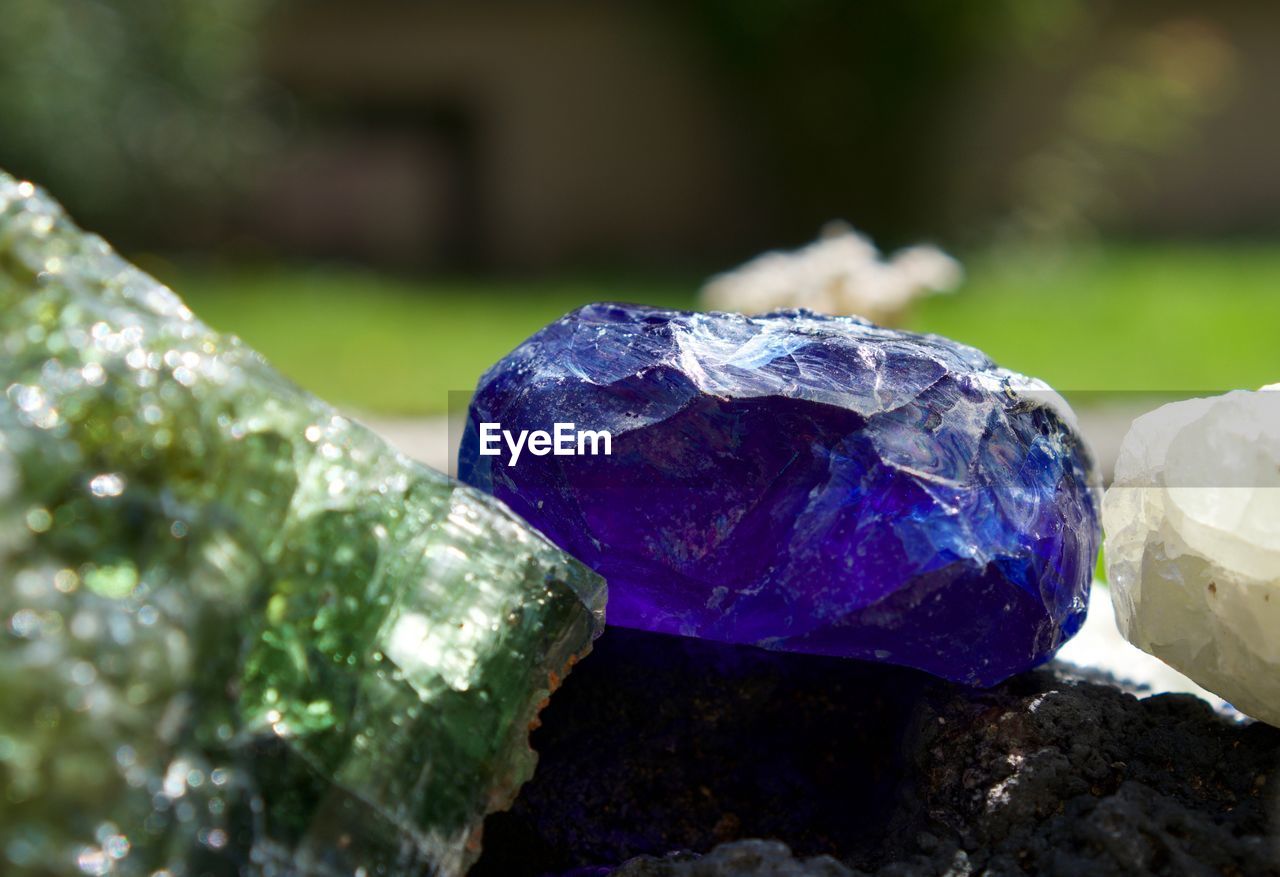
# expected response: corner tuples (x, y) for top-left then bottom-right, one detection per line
(459, 305), (1100, 686)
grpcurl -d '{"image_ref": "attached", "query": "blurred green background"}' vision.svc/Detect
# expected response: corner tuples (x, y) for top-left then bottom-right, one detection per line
(3, 0), (1278, 414)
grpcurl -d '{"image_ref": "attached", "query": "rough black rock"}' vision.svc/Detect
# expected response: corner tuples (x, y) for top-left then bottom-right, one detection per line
(608, 840), (857, 876)
(472, 628), (1280, 877)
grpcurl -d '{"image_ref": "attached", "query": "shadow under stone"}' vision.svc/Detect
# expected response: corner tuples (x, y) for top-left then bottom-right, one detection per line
(472, 627), (936, 876)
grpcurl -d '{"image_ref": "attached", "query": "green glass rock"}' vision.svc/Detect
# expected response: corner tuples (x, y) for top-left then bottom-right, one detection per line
(0, 172), (606, 877)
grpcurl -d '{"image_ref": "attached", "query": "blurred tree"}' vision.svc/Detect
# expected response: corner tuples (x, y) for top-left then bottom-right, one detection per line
(1005, 17), (1236, 247)
(677, 0), (1239, 253)
(674, 0), (1045, 249)
(0, 0), (275, 247)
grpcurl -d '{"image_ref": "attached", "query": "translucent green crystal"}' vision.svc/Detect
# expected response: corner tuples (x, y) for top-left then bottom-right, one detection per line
(0, 173), (606, 877)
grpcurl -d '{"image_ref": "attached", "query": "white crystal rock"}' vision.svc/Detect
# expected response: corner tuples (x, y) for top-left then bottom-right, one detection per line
(700, 221), (961, 326)
(1056, 586), (1232, 715)
(1103, 388), (1280, 725)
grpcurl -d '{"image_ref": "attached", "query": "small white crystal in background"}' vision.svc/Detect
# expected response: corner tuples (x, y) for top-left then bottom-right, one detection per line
(700, 221), (962, 326)
(1103, 387), (1280, 726)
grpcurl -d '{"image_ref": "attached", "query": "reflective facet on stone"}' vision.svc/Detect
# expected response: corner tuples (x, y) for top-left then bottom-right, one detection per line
(460, 304), (1100, 686)
(0, 172), (605, 876)
(1104, 389), (1280, 726)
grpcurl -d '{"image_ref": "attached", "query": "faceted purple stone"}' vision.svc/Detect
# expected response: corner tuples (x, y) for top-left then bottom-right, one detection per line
(459, 305), (1100, 686)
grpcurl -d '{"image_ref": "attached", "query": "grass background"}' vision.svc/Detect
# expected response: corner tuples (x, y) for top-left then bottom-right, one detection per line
(170, 244), (1280, 415)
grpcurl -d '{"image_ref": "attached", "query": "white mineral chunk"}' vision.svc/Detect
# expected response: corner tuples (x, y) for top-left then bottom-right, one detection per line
(700, 221), (961, 326)
(1103, 388), (1280, 725)
(1057, 585), (1233, 716)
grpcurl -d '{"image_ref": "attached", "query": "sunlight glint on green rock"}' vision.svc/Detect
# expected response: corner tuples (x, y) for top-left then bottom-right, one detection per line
(0, 172), (605, 876)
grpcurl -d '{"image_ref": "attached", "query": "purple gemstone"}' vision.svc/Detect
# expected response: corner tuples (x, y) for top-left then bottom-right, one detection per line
(459, 305), (1099, 686)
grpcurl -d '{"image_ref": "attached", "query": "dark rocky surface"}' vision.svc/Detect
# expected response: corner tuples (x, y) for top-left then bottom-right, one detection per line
(472, 627), (1280, 877)
(607, 840), (858, 876)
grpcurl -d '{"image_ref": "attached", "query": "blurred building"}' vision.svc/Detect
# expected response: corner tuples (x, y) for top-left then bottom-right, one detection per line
(255, 0), (1280, 272)
(9, 1), (1272, 270)
(259, 1), (767, 270)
